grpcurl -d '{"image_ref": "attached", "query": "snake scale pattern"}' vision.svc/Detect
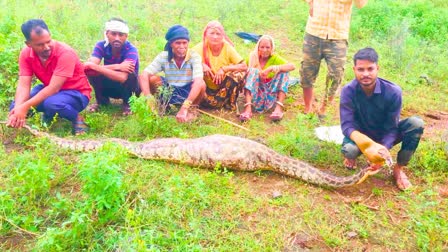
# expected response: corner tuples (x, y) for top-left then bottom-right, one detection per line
(1, 122), (378, 188)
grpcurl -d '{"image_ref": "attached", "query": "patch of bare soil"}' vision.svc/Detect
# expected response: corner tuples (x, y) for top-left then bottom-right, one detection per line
(0, 233), (33, 251)
(403, 109), (448, 140)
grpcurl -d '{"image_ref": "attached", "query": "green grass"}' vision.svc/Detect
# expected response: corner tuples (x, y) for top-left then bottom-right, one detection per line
(1, 0), (448, 250)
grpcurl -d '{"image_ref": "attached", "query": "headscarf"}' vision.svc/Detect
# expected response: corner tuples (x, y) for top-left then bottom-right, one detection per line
(164, 24), (190, 61)
(104, 20), (129, 47)
(248, 35), (276, 69)
(202, 20), (234, 68)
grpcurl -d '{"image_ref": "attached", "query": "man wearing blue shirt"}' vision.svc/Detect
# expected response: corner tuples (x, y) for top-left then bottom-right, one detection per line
(84, 18), (140, 116)
(340, 47), (424, 190)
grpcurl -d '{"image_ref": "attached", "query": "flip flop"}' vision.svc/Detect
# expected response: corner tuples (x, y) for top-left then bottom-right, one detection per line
(72, 120), (89, 135)
(269, 111), (284, 122)
(239, 102), (253, 122)
(88, 103), (100, 113)
(122, 103), (132, 116)
(239, 111), (252, 122)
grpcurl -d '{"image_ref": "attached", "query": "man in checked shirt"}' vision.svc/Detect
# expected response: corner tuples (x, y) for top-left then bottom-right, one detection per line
(299, 0), (368, 119)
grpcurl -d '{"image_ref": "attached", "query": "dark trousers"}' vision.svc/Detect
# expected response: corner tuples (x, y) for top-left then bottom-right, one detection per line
(88, 73), (140, 105)
(10, 84), (89, 123)
(341, 116), (425, 166)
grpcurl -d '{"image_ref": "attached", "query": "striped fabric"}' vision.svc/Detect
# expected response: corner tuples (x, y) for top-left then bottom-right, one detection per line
(144, 50), (203, 87)
(305, 0), (367, 40)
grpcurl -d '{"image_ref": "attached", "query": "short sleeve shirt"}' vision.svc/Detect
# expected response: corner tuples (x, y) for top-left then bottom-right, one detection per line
(91, 40), (140, 73)
(144, 50), (203, 88)
(19, 41), (92, 99)
(192, 41), (243, 89)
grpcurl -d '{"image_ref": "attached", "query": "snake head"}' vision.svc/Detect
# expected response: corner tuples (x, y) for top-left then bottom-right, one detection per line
(378, 148), (394, 168)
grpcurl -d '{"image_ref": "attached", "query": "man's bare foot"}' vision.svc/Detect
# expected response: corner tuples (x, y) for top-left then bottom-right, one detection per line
(176, 106), (189, 123)
(176, 106), (198, 123)
(393, 165), (412, 191)
(343, 158), (357, 170)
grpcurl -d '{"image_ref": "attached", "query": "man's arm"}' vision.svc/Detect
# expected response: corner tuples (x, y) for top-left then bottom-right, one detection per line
(354, 0), (368, 8)
(304, 0), (313, 16)
(8, 75), (66, 128)
(139, 52), (165, 96)
(139, 70), (152, 96)
(13, 76), (33, 107)
(85, 57), (132, 83)
(340, 84), (390, 165)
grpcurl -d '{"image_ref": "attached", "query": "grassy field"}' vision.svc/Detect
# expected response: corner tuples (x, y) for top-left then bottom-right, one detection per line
(1, 0), (448, 251)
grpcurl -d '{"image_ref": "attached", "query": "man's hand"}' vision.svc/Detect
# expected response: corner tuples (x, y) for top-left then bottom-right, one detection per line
(7, 104), (28, 128)
(363, 141), (391, 166)
(84, 61), (99, 71)
(350, 131), (391, 166)
(119, 60), (135, 73)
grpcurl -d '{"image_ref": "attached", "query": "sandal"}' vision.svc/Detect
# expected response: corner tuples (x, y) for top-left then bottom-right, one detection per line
(72, 119), (89, 135)
(88, 103), (100, 113)
(269, 101), (284, 122)
(122, 103), (132, 116)
(239, 103), (252, 122)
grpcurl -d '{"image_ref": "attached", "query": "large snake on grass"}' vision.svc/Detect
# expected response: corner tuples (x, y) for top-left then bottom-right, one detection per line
(0, 122), (381, 188)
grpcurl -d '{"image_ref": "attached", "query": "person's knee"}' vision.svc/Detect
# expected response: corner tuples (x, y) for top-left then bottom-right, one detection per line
(341, 143), (361, 159)
(42, 98), (64, 112)
(406, 116), (425, 131)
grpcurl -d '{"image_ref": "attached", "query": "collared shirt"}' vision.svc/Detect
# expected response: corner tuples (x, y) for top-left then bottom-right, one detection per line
(340, 77), (402, 149)
(91, 40), (140, 73)
(305, 0), (367, 40)
(19, 41), (92, 99)
(144, 50), (203, 87)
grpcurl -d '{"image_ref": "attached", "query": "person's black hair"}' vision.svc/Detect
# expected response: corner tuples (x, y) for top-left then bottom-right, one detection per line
(108, 17), (127, 24)
(21, 19), (50, 41)
(353, 47), (379, 65)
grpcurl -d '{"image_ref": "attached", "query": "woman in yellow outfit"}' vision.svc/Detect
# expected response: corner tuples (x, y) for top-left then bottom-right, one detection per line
(192, 20), (247, 110)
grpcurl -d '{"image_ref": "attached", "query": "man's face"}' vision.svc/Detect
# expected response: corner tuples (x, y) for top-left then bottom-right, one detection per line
(26, 29), (53, 60)
(353, 59), (379, 88)
(171, 39), (189, 59)
(106, 30), (128, 49)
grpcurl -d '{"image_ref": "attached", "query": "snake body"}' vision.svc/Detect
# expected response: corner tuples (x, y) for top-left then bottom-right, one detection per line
(2, 123), (378, 188)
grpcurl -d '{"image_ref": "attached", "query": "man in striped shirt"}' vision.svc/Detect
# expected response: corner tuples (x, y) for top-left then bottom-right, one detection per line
(140, 25), (206, 123)
(300, 0), (368, 118)
(84, 18), (140, 116)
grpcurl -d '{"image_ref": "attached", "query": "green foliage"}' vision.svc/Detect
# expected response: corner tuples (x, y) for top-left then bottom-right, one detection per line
(78, 143), (127, 221)
(413, 140), (448, 177)
(403, 189), (448, 251)
(129, 95), (183, 137)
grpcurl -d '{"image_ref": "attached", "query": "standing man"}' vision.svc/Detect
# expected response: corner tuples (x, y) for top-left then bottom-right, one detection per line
(7, 19), (91, 135)
(84, 18), (140, 116)
(139, 25), (205, 123)
(340, 48), (424, 190)
(300, 0), (368, 118)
